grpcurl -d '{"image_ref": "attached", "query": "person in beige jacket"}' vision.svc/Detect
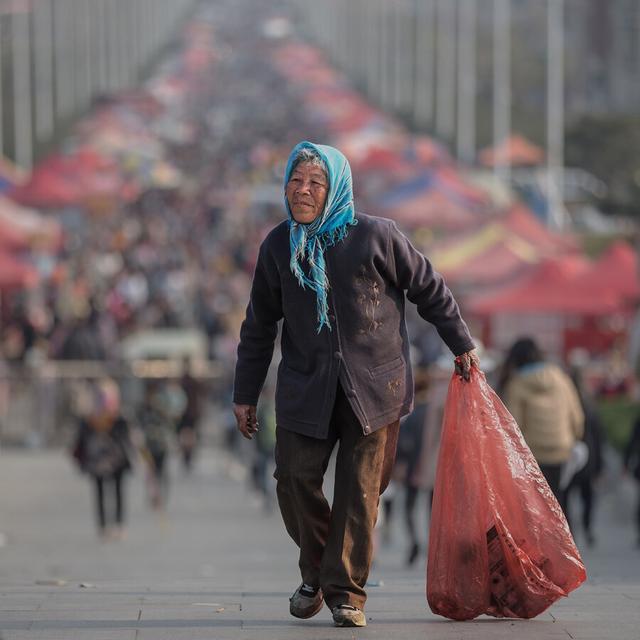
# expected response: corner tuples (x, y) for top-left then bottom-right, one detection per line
(501, 337), (584, 514)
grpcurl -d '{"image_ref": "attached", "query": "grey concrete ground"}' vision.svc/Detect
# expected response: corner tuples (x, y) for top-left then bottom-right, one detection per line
(0, 446), (639, 640)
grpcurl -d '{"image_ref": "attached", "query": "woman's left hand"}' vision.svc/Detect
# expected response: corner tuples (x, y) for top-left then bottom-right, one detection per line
(454, 349), (480, 382)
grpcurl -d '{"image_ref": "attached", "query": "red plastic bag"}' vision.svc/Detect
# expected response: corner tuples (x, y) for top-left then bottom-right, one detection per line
(426, 367), (586, 620)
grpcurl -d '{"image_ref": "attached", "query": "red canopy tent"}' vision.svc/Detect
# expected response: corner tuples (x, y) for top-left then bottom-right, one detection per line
(0, 251), (39, 289)
(467, 256), (607, 315)
(502, 204), (577, 253)
(352, 146), (412, 174)
(9, 161), (85, 208)
(382, 189), (479, 232)
(479, 134), (545, 168)
(0, 196), (62, 251)
(465, 255), (630, 357)
(434, 166), (490, 209)
(440, 239), (539, 289)
(408, 136), (450, 167)
(9, 149), (124, 208)
(571, 241), (639, 302)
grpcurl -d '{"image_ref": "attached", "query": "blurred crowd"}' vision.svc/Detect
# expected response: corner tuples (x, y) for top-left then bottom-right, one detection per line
(0, 0), (637, 557)
(1, 3), (318, 370)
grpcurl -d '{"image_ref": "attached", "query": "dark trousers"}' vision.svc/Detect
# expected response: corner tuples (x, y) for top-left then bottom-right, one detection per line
(274, 383), (400, 610)
(566, 474), (595, 536)
(94, 469), (124, 531)
(148, 449), (169, 509)
(539, 463), (568, 517)
(635, 482), (640, 542)
(404, 486), (435, 546)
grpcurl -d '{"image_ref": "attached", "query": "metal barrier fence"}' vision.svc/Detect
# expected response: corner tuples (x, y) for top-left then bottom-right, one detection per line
(0, 359), (228, 448)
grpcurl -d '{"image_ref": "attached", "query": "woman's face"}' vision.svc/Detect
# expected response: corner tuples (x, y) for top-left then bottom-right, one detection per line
(286, 161), (328, 224)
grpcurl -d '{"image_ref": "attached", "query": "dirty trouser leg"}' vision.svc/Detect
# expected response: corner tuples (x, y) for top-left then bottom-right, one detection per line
(320, 387), (400, 610)
(274, 423), (338, 588)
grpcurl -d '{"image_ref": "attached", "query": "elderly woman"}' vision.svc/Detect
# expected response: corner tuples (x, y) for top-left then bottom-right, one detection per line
(233, 141), (477, 627)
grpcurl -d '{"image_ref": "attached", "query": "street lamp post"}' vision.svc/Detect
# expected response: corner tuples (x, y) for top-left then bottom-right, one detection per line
(33, 0), (55, 143)
(493, 0), (511, 182)
(413, 0), (436, 132)
(435, 0), (457, 143)
(547, 0), (565, 230)
(12, 1), (33, 170)
(457, 0), (477, 164)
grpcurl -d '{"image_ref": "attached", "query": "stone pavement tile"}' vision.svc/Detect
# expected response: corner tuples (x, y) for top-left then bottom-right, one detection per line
(140, 603), (241, 619)
(132, 617), (245, 635)
(1, 630), (136, 640)
(364, 617), (566, 639)
(137, 593), (244, 605)
(238, 618), (571, 640)
(240, 619), (369, 640)
(561, 622), (640, 640)
(135, 630), (242, 640)
(0, 596), (46, 612)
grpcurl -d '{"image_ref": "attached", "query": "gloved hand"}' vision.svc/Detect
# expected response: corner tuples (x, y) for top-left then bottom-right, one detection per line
(454, 349), (480, 382)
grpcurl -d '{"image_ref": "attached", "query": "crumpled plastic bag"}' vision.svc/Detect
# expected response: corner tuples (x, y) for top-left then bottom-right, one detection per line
(426, 367), (586, 620)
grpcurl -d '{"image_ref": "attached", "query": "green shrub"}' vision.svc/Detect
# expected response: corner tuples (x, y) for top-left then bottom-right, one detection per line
(597, 398), (638, 453)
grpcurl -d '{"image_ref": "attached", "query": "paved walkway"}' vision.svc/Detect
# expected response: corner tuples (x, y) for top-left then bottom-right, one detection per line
(0, 446), (639, 639)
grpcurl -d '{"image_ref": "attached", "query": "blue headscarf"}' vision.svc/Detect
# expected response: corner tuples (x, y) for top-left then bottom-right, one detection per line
(284, 141), (357, 333)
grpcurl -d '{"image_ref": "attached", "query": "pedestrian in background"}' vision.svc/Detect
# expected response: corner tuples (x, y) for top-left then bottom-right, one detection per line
(252, 393), (277, 513)
(501, 337), (584, 515)
(71, 379), (133, 541)
(565, 366), (604, 545)
(137, 381), (184, 511)
(177, 360), (202, 473)
(623, 415), (640, 548)
(388, 367), (431, 566)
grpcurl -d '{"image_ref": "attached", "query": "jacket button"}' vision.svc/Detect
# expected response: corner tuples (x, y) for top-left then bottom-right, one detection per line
(363, 425), (371, 435)
(334, 351), (342, 359)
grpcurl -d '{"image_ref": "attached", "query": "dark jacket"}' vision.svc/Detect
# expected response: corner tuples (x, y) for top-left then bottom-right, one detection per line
(72, 417), (132, 478)
(624, 418), (640, 481)
(233, 213), (474, 438)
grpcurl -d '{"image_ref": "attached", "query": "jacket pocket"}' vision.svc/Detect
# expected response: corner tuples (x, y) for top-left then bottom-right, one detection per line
(365, 356), (407, 416)
(369, 356), (403, 379)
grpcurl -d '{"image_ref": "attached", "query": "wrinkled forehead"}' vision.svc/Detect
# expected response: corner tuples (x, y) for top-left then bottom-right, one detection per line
(288, 161), (328, 181)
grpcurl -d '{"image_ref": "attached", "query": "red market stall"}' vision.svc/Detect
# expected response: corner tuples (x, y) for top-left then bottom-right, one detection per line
(479, 134), (545, 168)
(376, 170), (487, 232)
(0, 196), (62, 251)
(571, 241), (639, 301)
(0, 251), (39, 290)
(432, 204), (578, 289)
(436, 231), (540, 289)
(9, 161), (85, 208)
(9, 149), (127, 209)
(502, 204), (577, 253)
(465, 255), (631, 358)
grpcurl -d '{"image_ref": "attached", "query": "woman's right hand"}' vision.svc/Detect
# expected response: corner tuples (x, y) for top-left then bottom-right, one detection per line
(233, 404), (259, 439)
